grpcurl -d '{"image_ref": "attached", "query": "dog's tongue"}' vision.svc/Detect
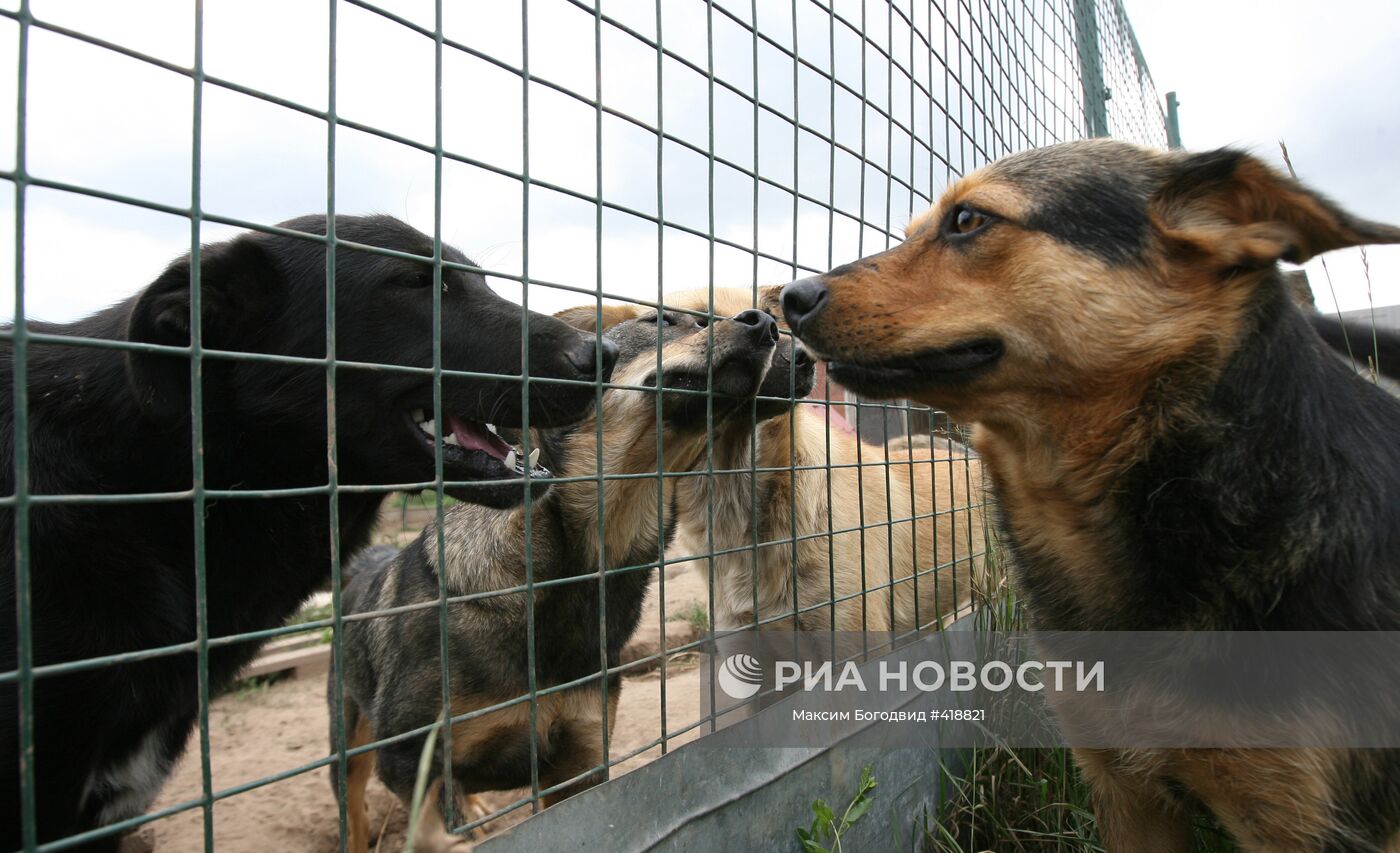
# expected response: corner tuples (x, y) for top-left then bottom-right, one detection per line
(447, 415), (513, 460)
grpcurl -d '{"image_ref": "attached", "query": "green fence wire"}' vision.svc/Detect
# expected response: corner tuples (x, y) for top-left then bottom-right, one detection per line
(2, 0), (1167, 850)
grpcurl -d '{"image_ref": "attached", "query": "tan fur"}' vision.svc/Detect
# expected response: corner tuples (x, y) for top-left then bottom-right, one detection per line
(411, 780), (474, 853)
(343, 694), (493, 853)
(447, 686), (621, 807)
(345, 715), (375, 853)
(663, 286), (783, 318)
(664, 287), (986, 633)
(792, 150), (1268, 624)
(883, 433), (933, 456)
(552, 302), (646, 333)
(424, 305), (719, 592)
(362, 304), (773, 846)
(1074, 747), (1340, 852)
(786, 141), (1400, 851)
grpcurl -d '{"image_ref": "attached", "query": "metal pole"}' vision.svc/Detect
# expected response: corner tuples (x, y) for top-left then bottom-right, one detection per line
(1166, 91), (1183, 148)
(1073, 0), (1109, 137)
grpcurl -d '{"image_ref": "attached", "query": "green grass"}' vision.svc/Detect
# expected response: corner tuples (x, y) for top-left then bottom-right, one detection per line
(284, 598), (335, 645)
(923, 747), (1100, 852)
(231, 672), (288, 700)
(796, 765), (878, 853)
(923, 746), (1239, 852)
(399, 490), (461, 512)
(666, 599), (710, 633)
(286, 599), (334, 627)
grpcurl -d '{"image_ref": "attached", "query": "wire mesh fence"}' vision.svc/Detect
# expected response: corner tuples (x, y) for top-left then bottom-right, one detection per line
(1, 0), (1167, 850)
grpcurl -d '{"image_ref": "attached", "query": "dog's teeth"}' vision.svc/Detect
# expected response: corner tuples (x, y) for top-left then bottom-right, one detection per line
(486, 423), (499, 435)
(420, 418), (435, 435)
(411, 408), (425, 423)
(504, 450), (516, 471)
(528, 448), (540, 468)
(443, 433), (460, 446)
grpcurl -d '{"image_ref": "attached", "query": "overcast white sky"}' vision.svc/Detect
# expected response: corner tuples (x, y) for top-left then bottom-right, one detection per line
(1, 0), (928, 322)
(1123, 0), (1399, 314)
(0, 0), (1392, 325)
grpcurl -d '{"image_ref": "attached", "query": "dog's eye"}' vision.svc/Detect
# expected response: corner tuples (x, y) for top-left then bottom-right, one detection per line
(643, 312), (677, 326)
(946, 205), (991, 237)
(401, 270), (433, 289)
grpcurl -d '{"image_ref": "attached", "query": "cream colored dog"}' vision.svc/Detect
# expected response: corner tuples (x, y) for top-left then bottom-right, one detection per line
(663, 287), (986, 634)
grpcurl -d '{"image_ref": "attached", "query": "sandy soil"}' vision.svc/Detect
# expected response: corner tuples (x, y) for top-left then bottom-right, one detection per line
(143, 567), (711, 852)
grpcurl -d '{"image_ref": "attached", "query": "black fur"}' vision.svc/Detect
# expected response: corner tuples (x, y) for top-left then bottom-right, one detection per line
(0, 215), (609, 850)
(1011, 281), (1400, 633)
(992, 143), (1160, 265)
(1005, 279), (1400, 848)
(1153, 148), (1247, 206)
(340, 543), (399, 588)
(753, 334), (815, 419)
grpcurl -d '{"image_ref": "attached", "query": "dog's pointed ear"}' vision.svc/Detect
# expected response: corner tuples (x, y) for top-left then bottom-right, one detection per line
(756, 285), (784, 320)
(553, 303), (639, 333)
(1152, 148), (1400, 271)
(126, 235), (282, 420)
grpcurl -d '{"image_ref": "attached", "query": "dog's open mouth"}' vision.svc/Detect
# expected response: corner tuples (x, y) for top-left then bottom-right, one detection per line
(827, 338), (1003, 397)
(407, 409), (552, 480)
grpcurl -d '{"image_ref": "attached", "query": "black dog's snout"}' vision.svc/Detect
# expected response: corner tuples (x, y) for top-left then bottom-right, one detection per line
(732, 308), (779, 343)
(567, 337), (620, 381)
(780, 278), (829, 332)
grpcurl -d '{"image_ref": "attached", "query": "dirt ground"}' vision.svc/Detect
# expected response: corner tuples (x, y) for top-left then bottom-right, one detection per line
(142, 565), (711, 852)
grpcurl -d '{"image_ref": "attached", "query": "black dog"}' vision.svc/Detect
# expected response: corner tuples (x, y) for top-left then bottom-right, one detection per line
(0, 215), (616, 850)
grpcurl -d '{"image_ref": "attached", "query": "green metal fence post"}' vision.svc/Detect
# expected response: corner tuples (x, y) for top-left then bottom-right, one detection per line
(324, 4), (352, 851)
(11, 1), (34, 848)
(1073, 0), (1109, 137)
(1166, 90), (1182, 148)
(188, 3), (215, 849)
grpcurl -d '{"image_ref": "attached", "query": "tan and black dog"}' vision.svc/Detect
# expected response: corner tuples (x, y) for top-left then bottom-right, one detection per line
(330, 304), (778, 852)
(780, 140), (1400, 851)
(663, 286), (984, 635)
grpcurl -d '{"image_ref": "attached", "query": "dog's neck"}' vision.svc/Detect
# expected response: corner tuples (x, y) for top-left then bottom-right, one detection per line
(551, 391), (714, 570)
(982, 277), (1400, 629)
(5, 304), (382, 649)
(3, 307), (391, 600)
(9, 304), (343, 494)
(673, 409), (833, 630)
(674, 419), (765, 549)
(674, 409), (831, 549)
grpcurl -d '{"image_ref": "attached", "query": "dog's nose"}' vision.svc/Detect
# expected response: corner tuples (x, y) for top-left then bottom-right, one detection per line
(792, 344), (813, 368)
(567, 337), (620, 381)
(780, 278), (829, 332)
(732, 308), (779, 343)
